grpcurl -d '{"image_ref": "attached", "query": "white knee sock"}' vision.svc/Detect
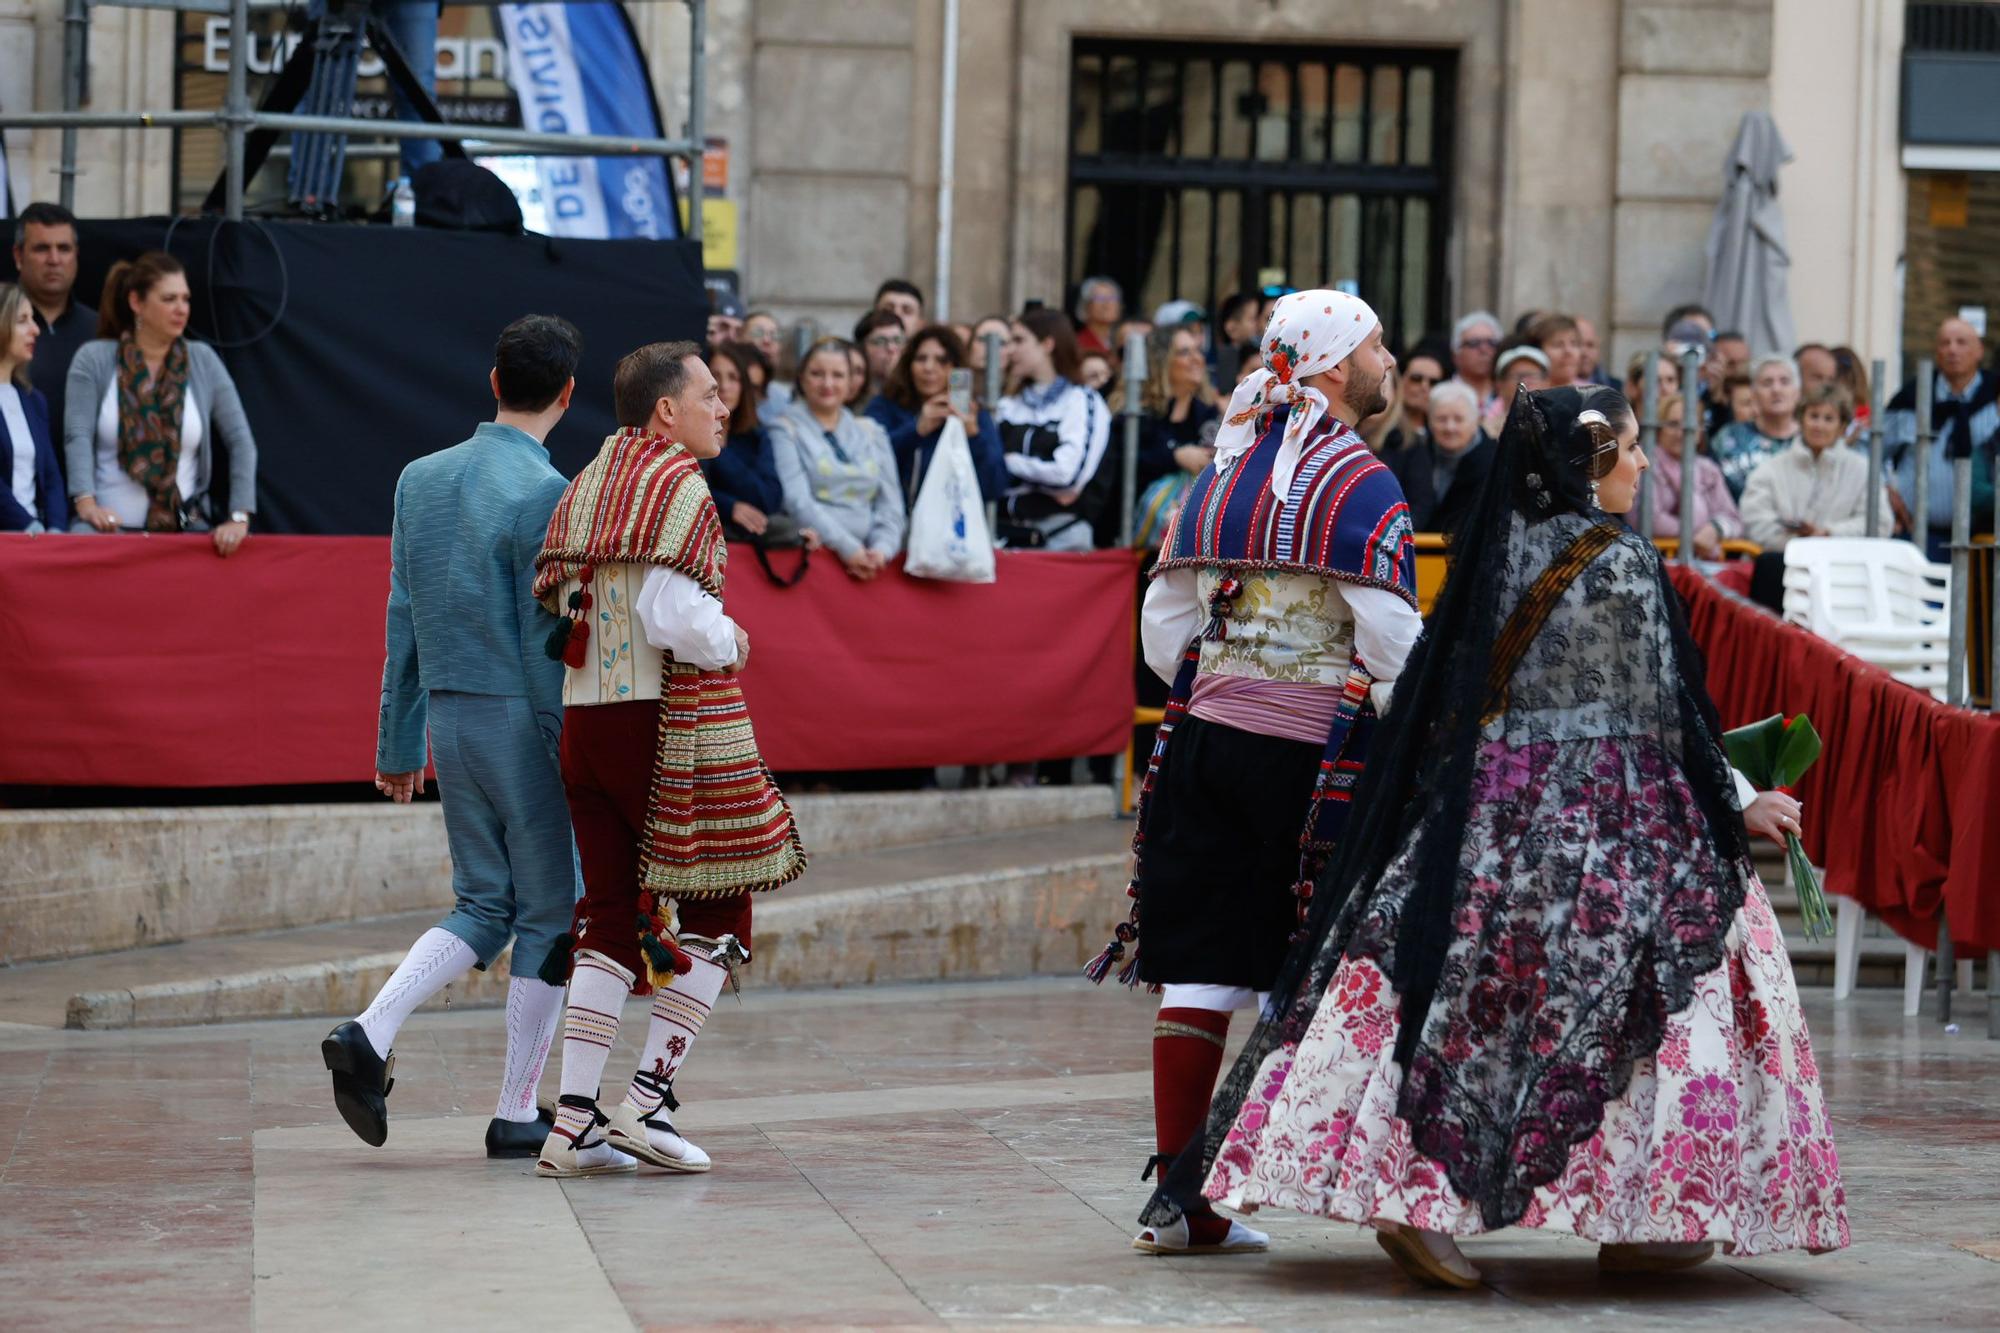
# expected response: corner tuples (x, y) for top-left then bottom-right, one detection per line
(550, 951), (633, 1145)
(356, 927), (478, 1059)
(624, 946), (727, 1117)
(494, 976), (566, 1122)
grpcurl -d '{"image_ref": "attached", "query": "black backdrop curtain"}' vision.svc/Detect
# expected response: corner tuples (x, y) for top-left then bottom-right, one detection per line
(3, 217), (706, 534)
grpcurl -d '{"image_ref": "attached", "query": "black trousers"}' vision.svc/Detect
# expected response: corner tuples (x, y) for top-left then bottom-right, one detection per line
(1135, 714), (1322, 991)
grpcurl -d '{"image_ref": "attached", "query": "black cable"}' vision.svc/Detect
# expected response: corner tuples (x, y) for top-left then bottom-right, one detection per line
(161, 214), (291, 350)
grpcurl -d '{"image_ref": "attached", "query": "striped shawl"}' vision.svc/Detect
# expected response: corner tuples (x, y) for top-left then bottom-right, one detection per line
(536, 428), (805, 907)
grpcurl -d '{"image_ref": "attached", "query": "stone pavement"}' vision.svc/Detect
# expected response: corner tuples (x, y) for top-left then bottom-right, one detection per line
(1, 976), (1995, 1331)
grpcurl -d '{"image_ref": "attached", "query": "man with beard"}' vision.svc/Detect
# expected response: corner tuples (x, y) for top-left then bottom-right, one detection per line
(1085, 291), (1424, 1255)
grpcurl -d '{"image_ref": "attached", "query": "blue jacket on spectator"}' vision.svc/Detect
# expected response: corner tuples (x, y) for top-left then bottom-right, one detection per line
(0, 386), (69, 532)
(862, 393), (1007, 506)
(702, 426), (786, 524)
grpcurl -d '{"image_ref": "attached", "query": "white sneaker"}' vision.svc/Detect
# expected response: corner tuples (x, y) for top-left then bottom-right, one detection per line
(603, 1099), (712, 1173)
(1131, 1214), (1269, 1254)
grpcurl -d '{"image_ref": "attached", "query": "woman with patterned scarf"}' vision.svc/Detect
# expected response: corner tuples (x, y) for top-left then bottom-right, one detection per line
(63, 251), (257, 554)
(1165, 386), (1849, 1288)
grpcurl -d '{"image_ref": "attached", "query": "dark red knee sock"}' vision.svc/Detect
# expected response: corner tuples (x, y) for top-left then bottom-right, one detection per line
(1153, 1007), (1232, 1243)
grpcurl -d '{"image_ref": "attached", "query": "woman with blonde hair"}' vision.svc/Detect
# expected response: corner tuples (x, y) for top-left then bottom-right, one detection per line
(1115, 322), (1220, 549)
(0, 283), (68, 532)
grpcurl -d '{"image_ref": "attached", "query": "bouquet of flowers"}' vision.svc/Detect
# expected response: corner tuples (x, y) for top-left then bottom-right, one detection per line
(1723, 713), (1832, 939)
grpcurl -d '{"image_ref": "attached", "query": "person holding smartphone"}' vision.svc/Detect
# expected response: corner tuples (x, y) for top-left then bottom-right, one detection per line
(864, 324), (1006, 506)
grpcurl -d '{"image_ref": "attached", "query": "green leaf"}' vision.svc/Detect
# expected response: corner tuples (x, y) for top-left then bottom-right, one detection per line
(1771, 714), (1823, 789)
(1722, 714), (1786, 787)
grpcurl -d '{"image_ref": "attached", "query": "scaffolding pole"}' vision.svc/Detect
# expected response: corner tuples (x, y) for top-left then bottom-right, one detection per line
(59, 0), (87, 210)
(1635, 352), (1661, 540)
(685, 0), (704, 245)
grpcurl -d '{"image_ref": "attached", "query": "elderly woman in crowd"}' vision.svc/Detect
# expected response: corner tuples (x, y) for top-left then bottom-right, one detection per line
(1740, 383), (1893, 551)
(993, 309), (1110, 551)
(0, 283), (67, 533)
(66, 251), (257, 555)
(1711, 354), (1801, 501)
(705, 342), (818, 550)
(1524, 311), (1582, 387)
(1074, 276), (1124, 356)
(1450, 310), (1502, 406)
(1385, 379), (1491, 535)
(768, 337), (906, 580)
(1646, 394), (1743, 561)
(863, 323), (1006, 506)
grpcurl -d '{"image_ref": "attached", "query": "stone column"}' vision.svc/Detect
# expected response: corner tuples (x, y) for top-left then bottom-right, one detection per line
(1607, 1), (1775, 369)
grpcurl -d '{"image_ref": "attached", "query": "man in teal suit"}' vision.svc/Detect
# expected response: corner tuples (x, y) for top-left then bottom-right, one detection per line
(321, 315), (585, 1158)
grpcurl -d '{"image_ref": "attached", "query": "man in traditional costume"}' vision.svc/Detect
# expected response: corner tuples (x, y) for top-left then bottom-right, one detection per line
(1086, 291), (1424, 1254)
(323, 315), (583, 1158)
(532, 340), (806, 1177)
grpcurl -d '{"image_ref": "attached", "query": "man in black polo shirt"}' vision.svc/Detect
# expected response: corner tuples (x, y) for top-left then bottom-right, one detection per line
(11, 202), (97, 447)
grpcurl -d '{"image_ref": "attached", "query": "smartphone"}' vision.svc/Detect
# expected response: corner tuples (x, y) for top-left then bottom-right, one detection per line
(948, 368), (973, 416)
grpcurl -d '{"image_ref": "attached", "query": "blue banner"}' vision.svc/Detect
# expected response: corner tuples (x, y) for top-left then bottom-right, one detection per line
(498, 2), (678, 240)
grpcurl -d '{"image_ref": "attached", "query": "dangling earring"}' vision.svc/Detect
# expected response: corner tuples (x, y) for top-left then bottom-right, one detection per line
(1589, 478), (1602, 507)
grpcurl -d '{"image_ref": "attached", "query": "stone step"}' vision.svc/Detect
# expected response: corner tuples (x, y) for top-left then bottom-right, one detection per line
(0, 784), (1116, 965)
(0, 818), (1132, 1030)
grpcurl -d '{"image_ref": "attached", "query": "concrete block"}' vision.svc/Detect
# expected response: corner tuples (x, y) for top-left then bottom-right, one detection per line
(1610, 198), (1717, 328)
(1622, 5), (1774, 77)
(752, 854), (1126, 990)
(751, 43), (913, 175)
(59, 848), (1129, 1026)
(749, 174), (910, 304)
(754, 0), (916, 47)
(68, 947), (515, 1030)
(0, 805), (452, 965)
(0, 788), (1114, 964)
(1616, 74), (1769, 202)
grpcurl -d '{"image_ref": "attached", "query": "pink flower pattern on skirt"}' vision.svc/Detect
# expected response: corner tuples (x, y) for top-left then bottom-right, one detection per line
(1203, 875), (1849, 1254)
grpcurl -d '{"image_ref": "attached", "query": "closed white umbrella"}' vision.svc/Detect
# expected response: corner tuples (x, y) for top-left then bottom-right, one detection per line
(1702, 110), (1796, 357)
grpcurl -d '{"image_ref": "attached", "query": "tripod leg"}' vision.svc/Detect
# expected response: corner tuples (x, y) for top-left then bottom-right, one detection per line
(202, 16), (321, 214)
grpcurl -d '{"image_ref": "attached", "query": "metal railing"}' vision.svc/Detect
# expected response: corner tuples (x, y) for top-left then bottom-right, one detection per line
(8, 0), (707, 235)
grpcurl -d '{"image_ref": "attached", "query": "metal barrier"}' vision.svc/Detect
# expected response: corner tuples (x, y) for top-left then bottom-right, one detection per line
(5, 0), (708, 232)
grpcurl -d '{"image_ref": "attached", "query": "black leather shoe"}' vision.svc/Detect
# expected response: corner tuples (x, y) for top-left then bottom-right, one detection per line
(485, 1106), (554, 1158)
(321, 1020), (393, 1147)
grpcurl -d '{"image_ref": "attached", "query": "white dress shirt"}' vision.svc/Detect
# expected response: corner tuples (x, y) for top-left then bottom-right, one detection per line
(634, 565), (739, 671)
(1141, 567), (1423, 716)
(1, 385), (34, 514)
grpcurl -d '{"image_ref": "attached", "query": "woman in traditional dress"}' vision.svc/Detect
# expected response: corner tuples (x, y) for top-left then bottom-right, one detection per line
(1158, 385), (1849, 1287)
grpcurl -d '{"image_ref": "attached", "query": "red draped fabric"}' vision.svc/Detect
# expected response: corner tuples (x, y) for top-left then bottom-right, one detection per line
(0, 536), (1137, 788)
(1670, 564), (2000, 954)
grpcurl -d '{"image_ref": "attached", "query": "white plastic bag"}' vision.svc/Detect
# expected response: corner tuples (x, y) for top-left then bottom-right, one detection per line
(903, 416), (997, 583)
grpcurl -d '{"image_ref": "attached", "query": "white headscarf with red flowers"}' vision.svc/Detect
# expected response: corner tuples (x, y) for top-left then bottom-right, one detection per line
(1215, 289), (1381, 499)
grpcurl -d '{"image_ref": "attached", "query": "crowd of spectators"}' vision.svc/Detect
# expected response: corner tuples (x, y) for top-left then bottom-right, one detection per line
(3, 202), (260, 552)
(11, 190), (1992, 606)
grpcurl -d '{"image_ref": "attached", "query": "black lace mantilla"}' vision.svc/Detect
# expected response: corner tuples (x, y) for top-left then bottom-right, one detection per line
(1144, 387), (1752, 1231)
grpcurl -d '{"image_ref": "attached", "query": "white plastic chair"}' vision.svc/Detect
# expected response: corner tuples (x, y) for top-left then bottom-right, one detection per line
(1782, 537), (1955, 699)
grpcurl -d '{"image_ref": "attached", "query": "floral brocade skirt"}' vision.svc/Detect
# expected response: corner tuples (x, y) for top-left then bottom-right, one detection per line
(1202, 739), (1851, 1257)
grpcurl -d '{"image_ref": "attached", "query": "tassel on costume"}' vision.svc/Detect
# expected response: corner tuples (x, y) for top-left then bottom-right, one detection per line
(537, 931), (577, 986)
(636, 892), (695, 992)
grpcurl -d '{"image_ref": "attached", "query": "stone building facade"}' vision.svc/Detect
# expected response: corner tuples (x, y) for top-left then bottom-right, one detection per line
(0, 0), (1951, 374)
